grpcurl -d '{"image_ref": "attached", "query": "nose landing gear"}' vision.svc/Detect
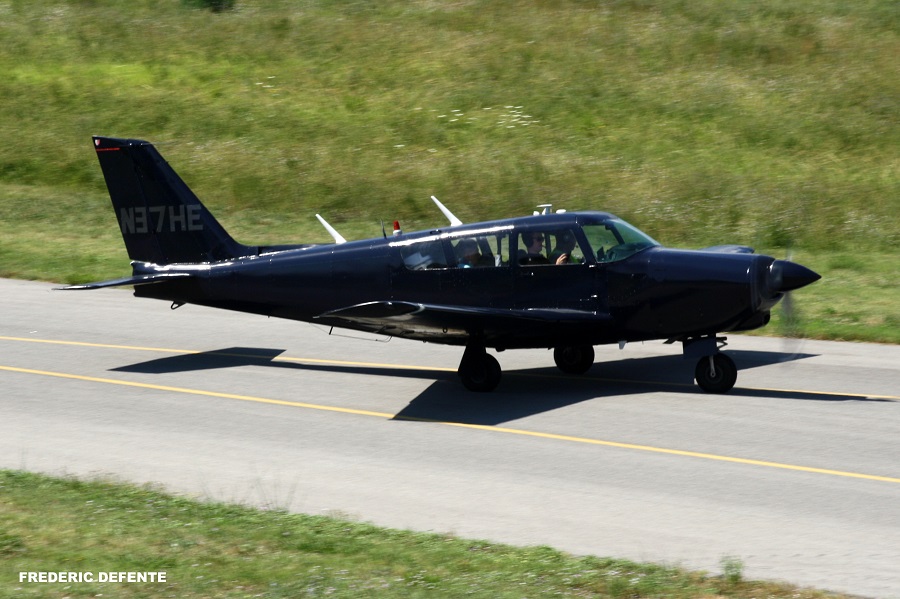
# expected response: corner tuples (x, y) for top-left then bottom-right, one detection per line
(694, 352), (737, 393)
(683, 335), (738, 393)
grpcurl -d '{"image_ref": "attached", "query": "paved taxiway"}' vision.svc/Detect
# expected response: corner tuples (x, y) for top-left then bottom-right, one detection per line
(2, 278), (899, 597)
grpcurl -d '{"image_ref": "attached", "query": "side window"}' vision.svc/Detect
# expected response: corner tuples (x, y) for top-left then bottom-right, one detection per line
(548, 229), (585, 265)
(582, 224), (621, 262)
(400, 239), (450, 270)
(519, 229), (585, 266)
(518, 231), (550, 265)
(451, 232), (511, 268)
(582, 221), (658, 262)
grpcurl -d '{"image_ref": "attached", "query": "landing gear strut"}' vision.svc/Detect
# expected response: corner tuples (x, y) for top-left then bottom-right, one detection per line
(684, 335), (738, 393)
(457, 343), (502, 392)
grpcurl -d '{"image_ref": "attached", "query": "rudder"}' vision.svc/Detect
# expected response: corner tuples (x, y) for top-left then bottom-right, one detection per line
(93, 136), (252, 264)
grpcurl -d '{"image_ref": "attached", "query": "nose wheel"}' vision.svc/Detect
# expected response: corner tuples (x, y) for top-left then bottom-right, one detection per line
(694, 353), (737, 393)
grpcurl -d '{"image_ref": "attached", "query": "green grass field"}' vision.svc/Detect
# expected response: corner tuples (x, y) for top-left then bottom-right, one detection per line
(0, 0), (897, 341)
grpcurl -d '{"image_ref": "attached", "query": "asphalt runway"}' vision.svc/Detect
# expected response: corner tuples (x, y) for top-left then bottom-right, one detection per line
(2, 278), (899, 597)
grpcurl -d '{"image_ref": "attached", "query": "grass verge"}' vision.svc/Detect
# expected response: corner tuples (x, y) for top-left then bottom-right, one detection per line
(1, 470), (848, 598)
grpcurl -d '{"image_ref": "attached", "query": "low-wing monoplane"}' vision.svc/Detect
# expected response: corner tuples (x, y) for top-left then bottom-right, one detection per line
(63, 136), (820, 393)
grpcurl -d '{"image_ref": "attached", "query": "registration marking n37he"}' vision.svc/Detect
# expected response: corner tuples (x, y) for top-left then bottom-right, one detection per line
(119, 205), (204, 235)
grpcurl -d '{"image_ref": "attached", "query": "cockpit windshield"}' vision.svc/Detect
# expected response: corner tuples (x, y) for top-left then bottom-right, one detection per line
(582, 218), (659, 263)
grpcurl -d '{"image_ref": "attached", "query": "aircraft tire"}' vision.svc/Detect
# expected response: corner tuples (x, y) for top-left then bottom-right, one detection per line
(458, 353), (502, 392)
(553, 345), (595, 375)
(694, 353), (737, 393)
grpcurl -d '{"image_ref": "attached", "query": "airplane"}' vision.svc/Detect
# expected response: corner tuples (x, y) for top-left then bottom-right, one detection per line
(61, 136), (821, 393)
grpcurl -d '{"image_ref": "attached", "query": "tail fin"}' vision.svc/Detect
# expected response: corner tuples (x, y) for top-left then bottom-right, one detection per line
(93, 136), (253, 264)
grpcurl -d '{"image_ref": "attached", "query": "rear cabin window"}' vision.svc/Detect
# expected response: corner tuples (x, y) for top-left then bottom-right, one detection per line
(399, 239), (450, 270)
(450, 232), (511, 268)
(398, 229), (514, 270)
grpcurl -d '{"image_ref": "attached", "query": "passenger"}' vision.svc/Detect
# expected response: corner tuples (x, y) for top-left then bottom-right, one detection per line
(549, 231), (579, 265)
(456, 238), (481, 268)
(519, 232), (549, 265)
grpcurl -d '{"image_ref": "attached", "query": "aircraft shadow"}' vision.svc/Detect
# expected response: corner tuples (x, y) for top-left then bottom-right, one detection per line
(111, 347), (455, 382)
(111, 346), (881, 427)
(393, 373), (635, 426)
(112, 347), (289, 374)
(394, 349), (890, 426)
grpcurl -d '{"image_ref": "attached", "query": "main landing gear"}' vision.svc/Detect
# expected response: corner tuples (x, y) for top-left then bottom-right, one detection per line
(458, 342), (597, 392)
(457, 343), (502, 392)
(685, 336), (737, 393)
(553, 344), (595, 375)
(457, 337), (738, 394)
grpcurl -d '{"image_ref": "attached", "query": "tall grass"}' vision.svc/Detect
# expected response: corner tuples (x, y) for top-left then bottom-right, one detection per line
(0, 0), (896, 250)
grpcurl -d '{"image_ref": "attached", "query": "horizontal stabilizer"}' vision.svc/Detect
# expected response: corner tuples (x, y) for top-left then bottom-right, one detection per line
(55, 272), (194, 290)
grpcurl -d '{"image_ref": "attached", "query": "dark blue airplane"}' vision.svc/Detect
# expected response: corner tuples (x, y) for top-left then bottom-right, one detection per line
(63, 136), (820, 393)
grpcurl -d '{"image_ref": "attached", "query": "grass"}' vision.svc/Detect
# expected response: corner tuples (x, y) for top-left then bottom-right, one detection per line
(0, 470), (850, 598)
(0, 0), (896, 343)
(756, 249), (900, 344)
(1, 0), (897, 238)
(775, 251), (900, 343)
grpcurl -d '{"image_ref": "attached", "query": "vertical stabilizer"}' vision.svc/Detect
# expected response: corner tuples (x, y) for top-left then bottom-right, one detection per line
(93, 136), (253, 264)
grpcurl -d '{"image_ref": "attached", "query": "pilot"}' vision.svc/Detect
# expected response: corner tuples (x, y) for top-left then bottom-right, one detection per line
(519, 232), (549, 265)
(549, 231), (579, 265)
(456, 238), (481, 268)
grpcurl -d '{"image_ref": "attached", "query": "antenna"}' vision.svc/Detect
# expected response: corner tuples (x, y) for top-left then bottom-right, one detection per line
(431, 195), (463, 226)
(533, 203), (566, 216)
(315, 214), (347, 244)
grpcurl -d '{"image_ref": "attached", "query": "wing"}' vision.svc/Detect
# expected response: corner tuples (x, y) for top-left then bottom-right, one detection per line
(315, 301), (612, 346)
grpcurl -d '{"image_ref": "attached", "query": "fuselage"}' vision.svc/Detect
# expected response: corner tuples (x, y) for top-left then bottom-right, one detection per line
(131, 211), (804, 349)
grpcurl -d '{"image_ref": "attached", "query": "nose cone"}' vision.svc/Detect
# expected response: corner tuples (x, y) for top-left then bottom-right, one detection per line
(770, 260), (821, 293)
